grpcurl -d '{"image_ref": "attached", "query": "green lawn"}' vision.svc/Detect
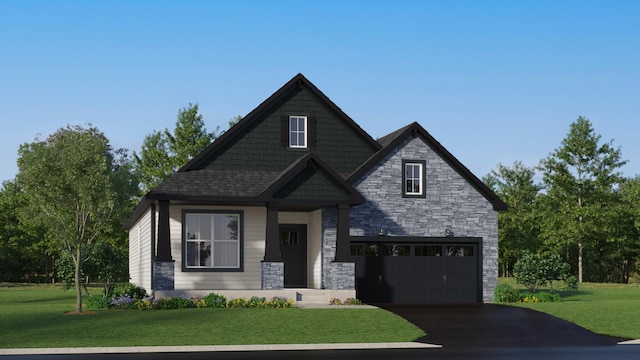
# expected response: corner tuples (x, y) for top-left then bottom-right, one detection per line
(0, 284), (425, 349)
(500, 278), (640, 339)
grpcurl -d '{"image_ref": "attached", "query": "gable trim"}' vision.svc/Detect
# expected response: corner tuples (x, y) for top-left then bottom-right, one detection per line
(259, 152), (365, 206)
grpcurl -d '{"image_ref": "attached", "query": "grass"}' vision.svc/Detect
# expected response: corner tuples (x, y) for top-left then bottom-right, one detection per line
(499, 278), (640, 339)
(0, 284), (425, 349)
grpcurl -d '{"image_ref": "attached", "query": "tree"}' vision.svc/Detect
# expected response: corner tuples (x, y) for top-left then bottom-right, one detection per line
(484, 161), (542, 276)
(134, 103), (218, 192)
(0, 180), (49, 282)
(16, 125), (131, 312)
(538, 117), (626, 282)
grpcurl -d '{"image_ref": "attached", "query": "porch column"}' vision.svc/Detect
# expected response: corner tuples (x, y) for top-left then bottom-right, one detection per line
(264, 203), (281, 261)
(154, 200), (174, 291)
(156, 200), (172, 261)
(335, 204), (351, 261)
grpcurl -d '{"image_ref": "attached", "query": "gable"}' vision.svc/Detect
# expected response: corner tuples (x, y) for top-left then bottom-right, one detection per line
(183, 74), (380, 175)
(350, 123), (507, 211)
(273, 162), (352, 202)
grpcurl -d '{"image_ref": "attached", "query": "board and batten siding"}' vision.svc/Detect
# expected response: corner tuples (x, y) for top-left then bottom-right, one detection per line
(128, 207), (153, 291)
(170, 205), (265, 290)
(350, 136), (499, 301)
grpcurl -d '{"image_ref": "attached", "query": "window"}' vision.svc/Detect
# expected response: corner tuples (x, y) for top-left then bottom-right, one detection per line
(183, 211), (242, 271)
(402, 160), (426, 197)
(415, 245), (442, 256)
(446, 245), (474, 257)
(289, 116), (307, 148)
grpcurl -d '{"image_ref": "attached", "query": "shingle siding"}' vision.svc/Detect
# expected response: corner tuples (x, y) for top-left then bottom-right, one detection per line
(202, 87), (377, 174)
(350, 135), (499, 301)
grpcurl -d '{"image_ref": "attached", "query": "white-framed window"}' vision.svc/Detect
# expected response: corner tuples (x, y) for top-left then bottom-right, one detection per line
(184, 211), (241, 270)
(289, 116), (307, 148)
(403, 160), (426, 197)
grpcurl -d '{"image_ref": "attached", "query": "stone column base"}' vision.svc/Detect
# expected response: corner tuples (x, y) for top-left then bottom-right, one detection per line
(153, 261), (175, 290)
(329, 262), (355, 290)
(261, 261), (284, 290)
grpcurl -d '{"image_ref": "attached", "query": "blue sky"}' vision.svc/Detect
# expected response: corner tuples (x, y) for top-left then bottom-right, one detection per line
(1, 0), (639, 184)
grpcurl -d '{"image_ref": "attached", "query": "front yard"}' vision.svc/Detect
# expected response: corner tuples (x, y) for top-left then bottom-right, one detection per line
(0, 284), (424, 349)
(500, 278), (640, 339)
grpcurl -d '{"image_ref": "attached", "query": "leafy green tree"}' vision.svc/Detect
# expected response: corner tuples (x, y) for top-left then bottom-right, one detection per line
(484, 161), (542, 276)
(16, 125), (132, 312)
(538, 117), (626, 282)
(134, 103), (217, 192)
(513, 251), (572, 292)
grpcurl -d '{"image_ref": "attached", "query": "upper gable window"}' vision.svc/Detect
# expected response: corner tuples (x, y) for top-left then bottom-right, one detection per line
(289, 116), (307, 148)
(402, 160), (426, 198)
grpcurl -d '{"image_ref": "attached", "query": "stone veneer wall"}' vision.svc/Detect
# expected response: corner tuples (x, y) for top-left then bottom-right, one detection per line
(153, 261), (175, 290)
(321, 207), (356, 290)
(261, 262), (284, 290)
(349, 136), (499, 302)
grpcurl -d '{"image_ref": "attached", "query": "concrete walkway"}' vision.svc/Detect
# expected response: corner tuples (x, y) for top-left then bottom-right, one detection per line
(0, 342), (441, 356)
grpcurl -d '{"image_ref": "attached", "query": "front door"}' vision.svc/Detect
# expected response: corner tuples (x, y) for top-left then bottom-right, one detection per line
(280, 225), (307, 288)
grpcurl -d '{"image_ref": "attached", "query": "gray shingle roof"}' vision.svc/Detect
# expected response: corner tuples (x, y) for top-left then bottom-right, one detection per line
(148, 169), (280, 199)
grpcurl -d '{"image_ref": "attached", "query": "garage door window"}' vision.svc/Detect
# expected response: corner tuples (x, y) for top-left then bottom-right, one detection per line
(446, 245), (474, 257)
(382, 245), (411, 256)
(415, 245), (442, 256)
(351, 244), (379, 256)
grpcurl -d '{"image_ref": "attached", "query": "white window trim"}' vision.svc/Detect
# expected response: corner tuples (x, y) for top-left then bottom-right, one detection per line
(289, 115), (307, 148)
(184, 212), (241, 270)
(404, 162), (424, 196)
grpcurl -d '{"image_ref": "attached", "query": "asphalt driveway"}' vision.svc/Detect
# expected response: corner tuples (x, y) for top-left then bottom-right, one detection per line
(378, 303), (628, 348)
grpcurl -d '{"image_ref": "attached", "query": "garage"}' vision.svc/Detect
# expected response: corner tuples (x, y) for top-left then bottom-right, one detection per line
(351, 238), (481, 304)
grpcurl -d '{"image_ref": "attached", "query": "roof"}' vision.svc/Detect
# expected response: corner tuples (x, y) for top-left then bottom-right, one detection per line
(349, 122), (507, 211)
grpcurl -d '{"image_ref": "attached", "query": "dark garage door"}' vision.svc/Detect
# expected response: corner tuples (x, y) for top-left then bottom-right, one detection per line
(352, 240), (480, 304)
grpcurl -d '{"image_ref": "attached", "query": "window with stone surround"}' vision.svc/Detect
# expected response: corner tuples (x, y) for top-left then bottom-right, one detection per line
(402, 160), (426, 198)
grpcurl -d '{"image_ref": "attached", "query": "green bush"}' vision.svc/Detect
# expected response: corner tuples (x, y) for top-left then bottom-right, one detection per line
(203, 292), (227, 308)
(521, 291), (561, 303)
(513, 251), (573, 292)
(155, 296), (191, 310)
(494, 283), (522, 302)
(564, 275), (579, 290)
(265, 296), (295, 308)
(110, 283), (147, 300)
(85, 295), (110, 309)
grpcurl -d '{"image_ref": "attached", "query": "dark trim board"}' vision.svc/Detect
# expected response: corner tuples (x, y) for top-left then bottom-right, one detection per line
(351, 236), (483, 304)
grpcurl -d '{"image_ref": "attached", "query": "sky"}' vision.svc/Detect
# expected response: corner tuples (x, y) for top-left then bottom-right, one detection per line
(1, 0), (639, 185)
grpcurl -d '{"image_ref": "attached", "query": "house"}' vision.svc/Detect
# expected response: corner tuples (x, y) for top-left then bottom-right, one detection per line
(125, 74), (506, 304)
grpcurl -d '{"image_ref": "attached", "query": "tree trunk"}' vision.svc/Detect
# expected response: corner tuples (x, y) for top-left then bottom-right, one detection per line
(74, 246), (83, 313)
(578, 237), (583, 283)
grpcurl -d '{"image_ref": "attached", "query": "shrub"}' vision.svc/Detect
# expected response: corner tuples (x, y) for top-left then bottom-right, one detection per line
(564, 275), (579, 290)
(228, 298), (248, 308)
(135, 296), (157, 310)
(110, 283), (147, 300)
(266, 296), (295, 308)
(343, 298), (363, 305)
(520, 291), (561, 303)
(329, 298), (343, 305)
(247, 296), (267, 308)
(513, 251), (573, 293)
(155, 296), (191, 310)
(86, 295), (110, 309)
(109, 294), (136, 309)
(494, 283), (522, 302)
(203, 292), (227, 308)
